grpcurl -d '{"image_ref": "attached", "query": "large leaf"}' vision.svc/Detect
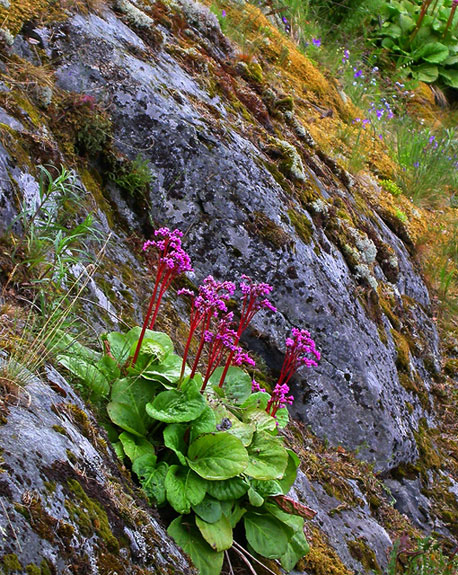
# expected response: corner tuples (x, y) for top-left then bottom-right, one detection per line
(106, 330), (138, 365)
(248, 486), (264, 507)
(243, 409), (277, 433)
(440, 68), (458, 88)
(275, 406), (289, 429)
(57, 354), (110, 397)
(97, 355), (121, 382)
(187, 432), (248, 480)
(278, 449), (300, 494)
(146, 378), (206, 423)
(411, 63), (439, 82)
(280, 529), (310, 571)
(251, 479), (283, 497)
(168, 516), (224, 575)
(196, 515), (233, 552)
(119, 432), (155, 464)
(111, 377), (156, 433)
(128, 327), (174, 357)
(141, 353), (183, 384)
(193, 496), (223, 523)
(107, 401), (147, 437)
(190, 406), (217, 443)
(241, 391), (270, 411)
(209, 366), (252, 404)
(133, 457), (167, 505)
(244, 512), (290, 558)
(51, 332), (101, 362)
(165, 465), (206, 513)
(205, 477), (250, 501)
(245, 432), (288, 480)
(163, 423), (188, 465)
(415, 42), (449, 64)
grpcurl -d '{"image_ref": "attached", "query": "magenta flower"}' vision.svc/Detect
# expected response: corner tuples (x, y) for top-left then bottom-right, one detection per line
(132, 228), (192, 367)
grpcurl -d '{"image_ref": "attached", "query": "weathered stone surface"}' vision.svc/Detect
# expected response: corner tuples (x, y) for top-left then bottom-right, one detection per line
(0, 363), (195, 574)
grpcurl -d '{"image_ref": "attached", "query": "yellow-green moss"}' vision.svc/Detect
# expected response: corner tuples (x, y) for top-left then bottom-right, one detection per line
(247, 211), (291, 249)
(288, 208), (313, 244)
(413, 419), (441, 471)
(52, 424), (68, 436)
(65, 479), (119, 553)
(347, 538), (382, 573)
(14, 495), (56, 542)
(300, 526), (351, 575)
(2, 554), (22, 573)
(25, 565), (41, 575)
(391, 329), (411, 372)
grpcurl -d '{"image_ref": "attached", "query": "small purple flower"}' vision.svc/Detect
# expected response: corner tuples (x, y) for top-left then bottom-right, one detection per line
(221, 9), (226, 17)
(354, 69), (363, 79)
(312, 38), (321, 47)
(413, 161), (420, 168)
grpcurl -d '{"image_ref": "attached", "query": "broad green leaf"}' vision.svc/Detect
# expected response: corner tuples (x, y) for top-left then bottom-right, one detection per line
(245, 432), (288, 480)
(241, 391), (270, 410)
(263, 501), (304, 531)
(382, 23), (402, 38)
(112, 441), (125, 461)
(111, 377), (156, 433)
(415, 42), (449, 64)
(192, 496), (222, 523)
(440, 68), (458, 88)
(220, 500), (233, 517)
(227, 419), (254, 447)
(168, 516), (224, 575)
(97, 355), (121, 382)
(163, 423), (188, 465)
(146, 379), (206, 423)
(398, 13), (415, 34)
(190, 406), (217, 443)
(141, 353), (183, 384)
(107, 401), (147, 436)
(275, 407), (289, 429)
(243, 409), (277, 433)
(251, 479), (283, 497)
(105, 331), (135, 365)
(165, 465), (206, 513)
(278, 449), (300, 494)
(230, 502), (246, 527)
(128, 327), (174, 357)
(411, 63), (438, 82)
(57, 354), (110, 397)
(119, 431), (155, 463)
(280, 528), (310, 571)
(209, 366), (252, 404)
(133, 457), (167, 505)
(196, 515), (233, 552)
(51, 332), (101, 362)
(244, 512), (289, 558)
(248, 487), (264, 507)
(381, 37), (395, 50)
(206, 477), (250, 501)
(132, 339), (165, 370)
(442, 55), (458, 66)
(187, 432), (249, 480)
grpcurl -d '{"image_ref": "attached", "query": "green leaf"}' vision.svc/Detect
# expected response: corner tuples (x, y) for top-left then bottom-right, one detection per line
(278, 449), (300, 494)
(146, 379), (207, 423)
(245, 432), (288, 480)
(230, 502), (246, 527)
(243, 409), (277, 433)
(133, 457), (167, 505)
(168, 516), (224, 575)
(128, 327), (174, 357)
(190, 406), (217, 443)
(398, 13), (415, 34)
(107, 401), (147, 436)
(263, 501), (304, 531)
(206, 477), (250, 501)
(209, 366), (252, 404)
(141, 353), (183, 384)
(110, 377), (156, 433)
(241, 391), (270, 410)
(106, 331), (136, 365)
(196, 514), (233, 551)
(165, 465), (207, 514)
(440, 68), (458, 88)
(112, 441), (125, 461)
(187, 432), (249, 480)
(280, 529), (310, 571)
(119, 431), (155, 464)
(415, 42), (449, 64)
(227, 419), (254, 447)
(97, 355), (121, 382)
(251, 479), (283, 497)
(248, 487), (264, 507)
(57, 354), (110, 397)
(244, 512), (289, 558)
(381, 37), (396, 50)
(51, 332), (100, 362)
(411, 63), (439, 82)
(192, 496), (222, 523)
(275, 407), (289, 429)
(163, 423), (188, 465)
(442, 55), (458, 66)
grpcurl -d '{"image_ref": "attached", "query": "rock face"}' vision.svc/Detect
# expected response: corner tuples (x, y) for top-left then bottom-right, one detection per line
(0, 364), (195, 575)
(0, 0), (454, 572)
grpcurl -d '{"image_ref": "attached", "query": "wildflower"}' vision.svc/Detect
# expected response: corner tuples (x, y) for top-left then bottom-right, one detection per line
(342, 49), (350, 64)
(312, 38), (321, 47)
(266, 328), (320, 417)
(252, 379), (266, 393)
(132, 228), (192, 367)
(354, 69), (363, 79)
(221, 9), (226, 17)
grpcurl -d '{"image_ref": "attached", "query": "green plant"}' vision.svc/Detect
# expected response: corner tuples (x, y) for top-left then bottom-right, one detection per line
(109, 154), (152, 196)
(6, 165), (103, 309)
(382, 536), (458, 574)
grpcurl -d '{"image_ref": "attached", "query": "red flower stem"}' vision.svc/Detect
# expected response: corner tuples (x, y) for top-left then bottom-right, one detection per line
(201, 340), (225, 391)
(148, 270), (174, 329)
(443, 4), (457, 38)
(179, 311), (203, 383)
(190, 314), (212, 379)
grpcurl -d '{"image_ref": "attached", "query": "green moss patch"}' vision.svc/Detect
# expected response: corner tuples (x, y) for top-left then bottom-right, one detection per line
(288, 208), (313, 244)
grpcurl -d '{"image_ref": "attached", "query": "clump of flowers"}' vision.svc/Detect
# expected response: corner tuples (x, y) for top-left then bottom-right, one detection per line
(266, 328), (320, 417)
(132, 228), (193, 367)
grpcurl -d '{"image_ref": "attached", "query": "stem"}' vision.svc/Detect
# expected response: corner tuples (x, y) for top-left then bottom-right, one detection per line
(179, 311), (202, 383)
(443, 4), (457, 38)
(148, 269), (173, 329)
(411, 0), (433, 42)
(218, 348), (235, 387)
(190, 314), (212, 378)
